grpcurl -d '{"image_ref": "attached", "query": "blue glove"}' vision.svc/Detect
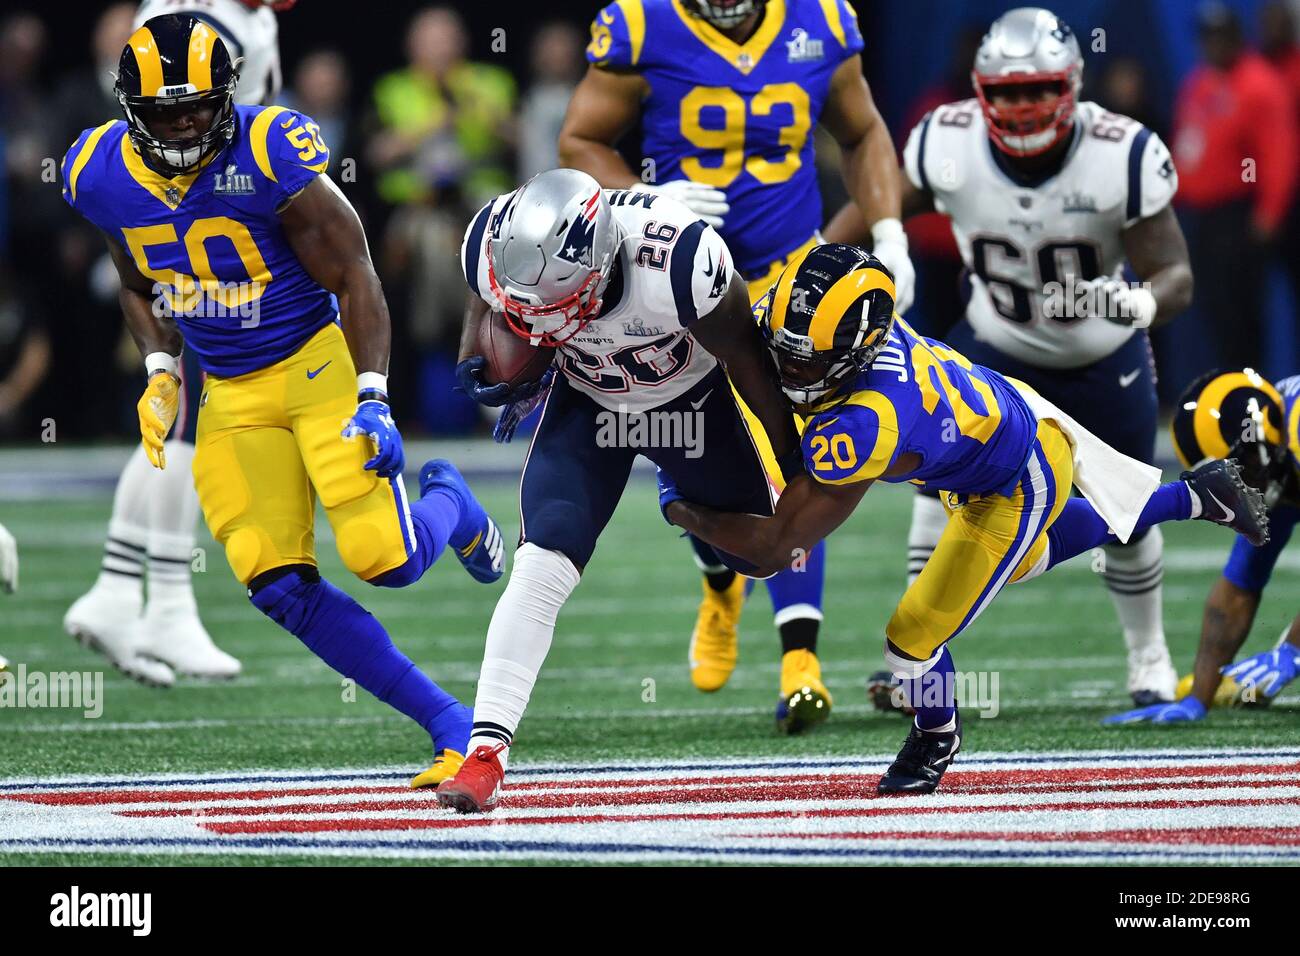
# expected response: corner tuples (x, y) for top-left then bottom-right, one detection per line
(342, 393), (404, 478)
(493, 369), (555, 443)
(1102, 696), (1207, 725)
(1222, 643), (1300, 700)
(656, 466), (684, 524)
(456, 356), (552, 408)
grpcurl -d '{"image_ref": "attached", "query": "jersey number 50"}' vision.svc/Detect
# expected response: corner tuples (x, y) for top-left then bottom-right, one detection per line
(679, 84), (810, 188)
(123, 217), (272, 316)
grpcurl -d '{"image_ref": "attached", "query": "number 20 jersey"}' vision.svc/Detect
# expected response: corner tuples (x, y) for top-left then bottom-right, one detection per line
(587, 0), (863, 278)
(903, 100), (1178, 369)
(462, 190), (731, 414)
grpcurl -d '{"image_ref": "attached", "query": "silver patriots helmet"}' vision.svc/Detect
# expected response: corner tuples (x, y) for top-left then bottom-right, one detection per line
(486, 169), (621, 346)
(972, 7), (1084, 157)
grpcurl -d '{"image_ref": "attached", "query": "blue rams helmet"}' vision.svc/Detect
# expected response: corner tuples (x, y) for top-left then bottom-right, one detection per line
(114, 14), (238, 177)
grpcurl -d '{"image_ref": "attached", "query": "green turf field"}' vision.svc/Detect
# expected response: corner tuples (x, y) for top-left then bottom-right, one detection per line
(2, 464), (1297, 864)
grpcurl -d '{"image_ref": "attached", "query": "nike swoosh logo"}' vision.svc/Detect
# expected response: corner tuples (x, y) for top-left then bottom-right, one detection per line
(1118, 368), (1141, 387)
(1206, 489), (1234, 523)
(689, 388), (713, 411)
(703, 249), (714, 277)
(307, 361), (332, 379)
(814, 416), (840, 431)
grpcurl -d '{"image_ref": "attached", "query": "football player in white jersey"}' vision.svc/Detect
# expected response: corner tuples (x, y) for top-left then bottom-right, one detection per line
(135, 0), (285, 104)
(436, 168), (804, 812)
(63, 1), (290, 683)
(827, 7), (1194, 705)
(0, 521), (15, 671)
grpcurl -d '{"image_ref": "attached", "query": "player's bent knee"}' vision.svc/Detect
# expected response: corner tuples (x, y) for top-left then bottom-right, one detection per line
(247, 564), (322, 634)
(334, 517), (405, 582)
(224, 527), (281, 586)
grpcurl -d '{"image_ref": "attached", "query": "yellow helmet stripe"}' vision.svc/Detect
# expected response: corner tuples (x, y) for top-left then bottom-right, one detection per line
(767, 246), (815, 335)
(187, 22), (220, 92)
(1193, 370), (1285, 461)
(808, 267), (896, 351)
(128, 26), (165, 97)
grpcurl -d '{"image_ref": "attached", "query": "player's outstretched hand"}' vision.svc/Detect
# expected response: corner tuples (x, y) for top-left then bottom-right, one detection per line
(1072, 276), (1156, 329)
(1223, 644), (1300, 701)
(0, 521), (17, 594)
(493, 369), (555, 443)
(137, 372), (180, 470)
(1102, 696), (1206, 725)
(456, 356), (550, 408)
(342, 393), (405, 478)
(630, 180), (729, 229)
(869, 218), (915, 315)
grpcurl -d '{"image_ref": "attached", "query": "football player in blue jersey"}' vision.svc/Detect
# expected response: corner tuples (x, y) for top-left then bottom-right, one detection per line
(559, 0), (915, 730)
(1105, 370), (1300, 724)
(662, 244), (1268, 793)
(61, 15), (503, 787)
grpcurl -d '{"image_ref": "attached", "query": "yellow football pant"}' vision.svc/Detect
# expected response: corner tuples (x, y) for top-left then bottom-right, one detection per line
(192, 322), (415, 585)
(736, 233), (821, 492)
(886, 418), (1075, 661)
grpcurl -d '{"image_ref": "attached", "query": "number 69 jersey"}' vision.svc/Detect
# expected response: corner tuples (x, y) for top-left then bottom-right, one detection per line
(462, 189), (731, 414)
(904, 99), (1178, 369)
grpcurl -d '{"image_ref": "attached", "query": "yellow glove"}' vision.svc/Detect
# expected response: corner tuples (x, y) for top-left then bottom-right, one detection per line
(137, 372), (180, 469)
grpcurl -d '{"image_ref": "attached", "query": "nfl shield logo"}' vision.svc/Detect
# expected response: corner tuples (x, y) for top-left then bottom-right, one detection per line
(165, 186), (181, 205)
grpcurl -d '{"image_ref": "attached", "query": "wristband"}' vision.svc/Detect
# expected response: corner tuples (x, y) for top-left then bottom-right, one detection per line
(870, 217), (908, 250)
(145, 351), (180, 378)
(357, 371), (388, 396)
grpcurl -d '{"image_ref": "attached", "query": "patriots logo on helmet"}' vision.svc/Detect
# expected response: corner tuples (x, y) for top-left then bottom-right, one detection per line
(555, 192), (601, 268)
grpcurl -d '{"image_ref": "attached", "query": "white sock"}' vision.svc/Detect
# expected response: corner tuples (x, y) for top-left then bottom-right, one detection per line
(1102, 527), (1168, 657)
(469, 543), (581, 772)
(907, 493), (948, 587)
(92, 445), (155, 607)
(145, 440), (201, 614)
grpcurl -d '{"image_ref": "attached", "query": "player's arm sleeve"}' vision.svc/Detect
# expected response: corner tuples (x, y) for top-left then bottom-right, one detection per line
(901, 112), (935, 194)
(1222, 506), (1297, 592)
(459, 200), (497, 305)
(668, 219), (732, 327)
(802, 395), (901, 485)
(1125, 128), (1177, 226)
(252, 106), (331, 208)
(586, 0), (645, 69)
(821, 0), (865, 60)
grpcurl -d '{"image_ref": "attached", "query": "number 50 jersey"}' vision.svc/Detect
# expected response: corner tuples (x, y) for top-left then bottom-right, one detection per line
(462, 189), (731, 414)
(62, 104), (337, 378)
(904, 100), (1177, 369)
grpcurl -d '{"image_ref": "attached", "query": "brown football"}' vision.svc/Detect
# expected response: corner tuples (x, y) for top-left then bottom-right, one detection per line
(477, 311), (556, 389)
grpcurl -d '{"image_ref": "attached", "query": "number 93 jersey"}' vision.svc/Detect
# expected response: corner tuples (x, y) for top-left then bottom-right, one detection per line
(62, 104), (337, 378)
(904, 100), (1178, 369)
(462, 189), (731, 414)
(587, 0), (863, 278)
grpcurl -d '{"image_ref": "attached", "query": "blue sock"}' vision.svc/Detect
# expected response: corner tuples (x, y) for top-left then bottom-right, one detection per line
(250, 567), (469, 753)
(765, 538), (825, 617)
(371, 490), (460, 589)
(903, 645), (957, 731)
(1046, 483), (1192, 570)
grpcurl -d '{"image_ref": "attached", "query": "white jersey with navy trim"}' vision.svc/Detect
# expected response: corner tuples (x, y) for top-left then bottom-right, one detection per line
(135, 0), (282, 105)
(904, 99), (1178, 369)
(462, 189), (731, 414)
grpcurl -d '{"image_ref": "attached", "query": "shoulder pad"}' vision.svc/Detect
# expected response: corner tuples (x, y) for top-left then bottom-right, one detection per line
(587, 0), (646, 69)
(247, 105), (330, 205)
(802, 391), (901, 484)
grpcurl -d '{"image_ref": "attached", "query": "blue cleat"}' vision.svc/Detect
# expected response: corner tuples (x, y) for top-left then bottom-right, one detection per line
(419, 459), (505, 584)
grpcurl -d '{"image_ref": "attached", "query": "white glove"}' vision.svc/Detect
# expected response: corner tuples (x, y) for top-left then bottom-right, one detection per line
(870, 218), (915, 315)
(1070, 276), (1156, 328)
(0, 522), (16, 595)
(631, 180), (729, 229)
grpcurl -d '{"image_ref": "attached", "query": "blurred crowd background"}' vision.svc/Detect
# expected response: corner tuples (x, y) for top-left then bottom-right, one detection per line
(0, 0), (1296, 444)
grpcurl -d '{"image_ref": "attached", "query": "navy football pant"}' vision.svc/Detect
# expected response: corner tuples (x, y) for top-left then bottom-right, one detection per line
(519, 367), (774, 571)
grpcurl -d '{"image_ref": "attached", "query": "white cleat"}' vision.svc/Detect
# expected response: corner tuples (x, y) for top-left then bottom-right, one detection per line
(136, 605), (242, 679)
(1128, 645), (1178, 706)
(64, 589), (175, 688)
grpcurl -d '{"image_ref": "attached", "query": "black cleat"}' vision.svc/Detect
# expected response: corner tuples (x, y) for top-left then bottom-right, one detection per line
(1183, 459), (1270, 546)
(866, 670), (916, 717)
(1130, 689), (1173, 708)
(877, 713), (962, 795)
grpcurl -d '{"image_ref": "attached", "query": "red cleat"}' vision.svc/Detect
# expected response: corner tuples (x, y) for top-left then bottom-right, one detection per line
(436, 743), (507, 813)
